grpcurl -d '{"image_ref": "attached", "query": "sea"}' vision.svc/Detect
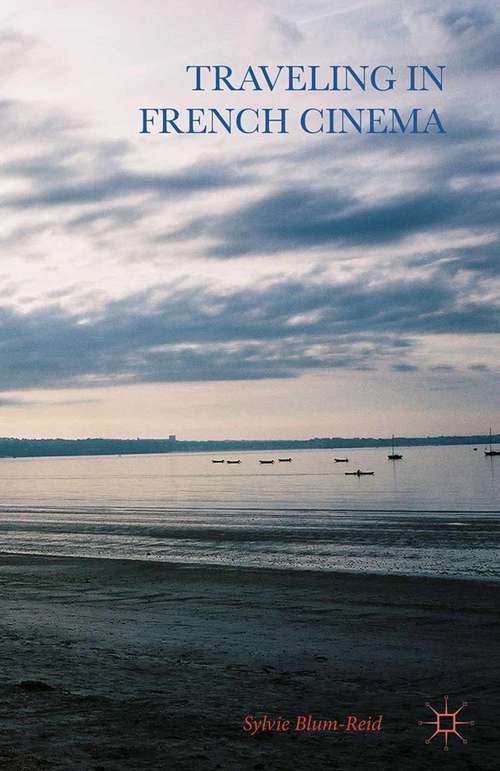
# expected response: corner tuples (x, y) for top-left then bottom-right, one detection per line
(0, 445), (499, 580)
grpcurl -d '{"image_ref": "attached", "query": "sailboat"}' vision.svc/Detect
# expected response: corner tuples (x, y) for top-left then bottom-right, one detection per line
(484, 428), (500, 457)
(387, 434), (403, 460)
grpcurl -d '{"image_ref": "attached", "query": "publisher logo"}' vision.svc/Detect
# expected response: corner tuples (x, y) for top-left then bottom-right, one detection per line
(418, 696), (475, 751)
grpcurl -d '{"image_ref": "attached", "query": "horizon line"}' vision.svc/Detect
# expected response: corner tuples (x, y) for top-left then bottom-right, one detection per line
(0, 431), (498, 443)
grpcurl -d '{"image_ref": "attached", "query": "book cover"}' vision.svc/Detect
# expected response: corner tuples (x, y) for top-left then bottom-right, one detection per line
(1, 2), (499, 769)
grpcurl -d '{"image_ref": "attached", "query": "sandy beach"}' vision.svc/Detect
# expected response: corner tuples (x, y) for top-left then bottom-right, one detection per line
(0, 554), (499, 770)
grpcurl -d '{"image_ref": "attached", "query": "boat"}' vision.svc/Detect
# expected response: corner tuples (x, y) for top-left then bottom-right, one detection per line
(387, 434), (403, 460)
(259, 459), (275, 464)
(334, 458), (349, 463)
(212, 459), (225, 463)
(484, 428), (500, 457)
(278, 458), (292, 462)
(226, 460), (241, 464)
(345, 469), (374, 476)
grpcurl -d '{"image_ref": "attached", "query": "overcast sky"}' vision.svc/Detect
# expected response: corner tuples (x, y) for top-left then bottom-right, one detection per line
(1, 0), (499, 439)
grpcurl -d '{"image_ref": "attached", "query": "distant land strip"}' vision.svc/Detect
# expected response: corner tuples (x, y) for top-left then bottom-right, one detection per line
(0, 434), (498, 459)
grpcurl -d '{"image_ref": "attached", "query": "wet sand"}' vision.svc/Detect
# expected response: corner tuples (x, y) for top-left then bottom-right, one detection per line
(0, 553), (499, 770)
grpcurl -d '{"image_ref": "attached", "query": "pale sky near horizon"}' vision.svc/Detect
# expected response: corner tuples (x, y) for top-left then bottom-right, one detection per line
(0, 0), (499, 439)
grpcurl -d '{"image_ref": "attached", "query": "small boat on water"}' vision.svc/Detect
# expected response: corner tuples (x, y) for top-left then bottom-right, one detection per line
(212, 459), (225, 463)
(259, 459), (275, 464)
(334, 458), (349, 463)
(226, 460), (241, 464)
(278, 458), (292, 462)
(485, 428), (500, 457)
(388, 434), (403, 461)
(345, 469), (374, 476)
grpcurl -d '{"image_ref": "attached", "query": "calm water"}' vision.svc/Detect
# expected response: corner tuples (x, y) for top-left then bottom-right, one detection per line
(0, 445), (499, 580)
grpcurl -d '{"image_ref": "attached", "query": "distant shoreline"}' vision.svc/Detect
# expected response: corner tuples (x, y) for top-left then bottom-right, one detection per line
(0, 433), (498, 459)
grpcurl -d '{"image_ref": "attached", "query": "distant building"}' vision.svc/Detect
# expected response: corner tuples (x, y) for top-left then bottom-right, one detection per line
(168, 434), (177, 442)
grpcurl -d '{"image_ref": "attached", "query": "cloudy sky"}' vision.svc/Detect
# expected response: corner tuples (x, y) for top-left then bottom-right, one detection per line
(1, 0), (499, 439)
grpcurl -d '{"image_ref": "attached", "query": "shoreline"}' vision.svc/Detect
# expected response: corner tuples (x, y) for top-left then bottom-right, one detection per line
(1, 549), (499, 585)
(1, 552), (499, 769)
(1, 434), (499, 461)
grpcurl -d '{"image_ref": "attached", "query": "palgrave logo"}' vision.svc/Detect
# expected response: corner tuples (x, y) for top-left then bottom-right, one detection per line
(418, 696), (475, 751)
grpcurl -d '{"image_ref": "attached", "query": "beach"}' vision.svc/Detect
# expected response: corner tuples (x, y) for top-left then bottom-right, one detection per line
(1, 554), (499, 770)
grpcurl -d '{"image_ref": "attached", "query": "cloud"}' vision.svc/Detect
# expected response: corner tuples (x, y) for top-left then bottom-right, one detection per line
(270, 14), (304, 45)
(1, 5), (499, 405)
(4, 161), (254, 209)
(392, 363), (419, 372)
(150, 115), (500, 307)
(0, 397), (98, 407)
(206, 187), (467, 256)
(0, 270), (498, 390)
(407, 2), (500, 71)
(441, 7), (493, 35)
(0, 397), (36, 407)
(0, 28), (38, 78)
